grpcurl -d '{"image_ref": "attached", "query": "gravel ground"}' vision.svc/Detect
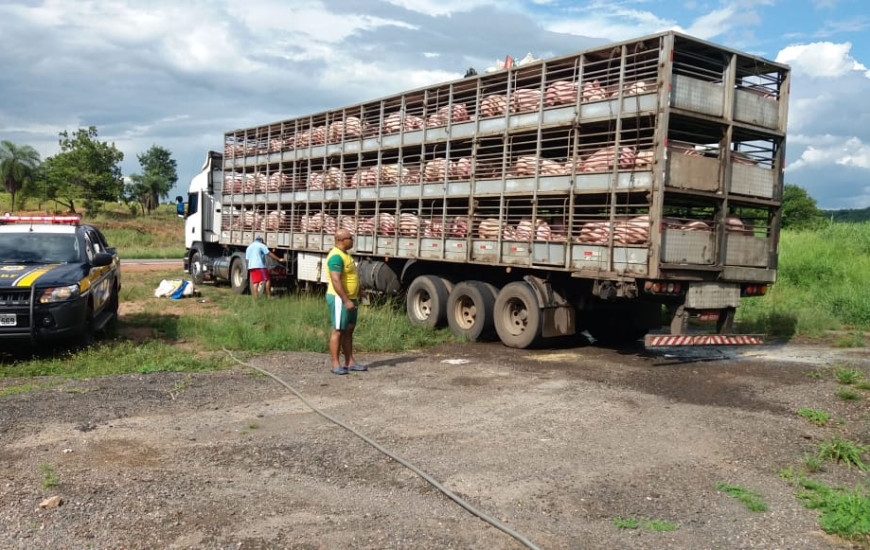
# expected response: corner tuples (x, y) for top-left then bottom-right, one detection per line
(2, 340), (870, 549)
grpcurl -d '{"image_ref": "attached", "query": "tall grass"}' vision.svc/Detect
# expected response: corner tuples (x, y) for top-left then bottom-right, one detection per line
(90, 204), (185, 259)
(181, 292), (453, 353)
(1, 340), (229, 379)
(738, 222), (870, 337)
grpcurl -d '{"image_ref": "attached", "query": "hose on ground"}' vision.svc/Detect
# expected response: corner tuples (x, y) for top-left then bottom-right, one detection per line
(222, 348), (540, 550)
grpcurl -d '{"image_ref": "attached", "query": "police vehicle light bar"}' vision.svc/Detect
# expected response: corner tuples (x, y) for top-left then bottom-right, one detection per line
(0, 215), (82, 225)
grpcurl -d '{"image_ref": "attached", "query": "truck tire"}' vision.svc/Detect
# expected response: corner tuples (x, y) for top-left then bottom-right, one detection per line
(229, 255), (249, 295)
(189, 248), (205, 285)
(494, 281), (542, 349)
(447, 281), (495, 341)
(406, 275), (450, 328)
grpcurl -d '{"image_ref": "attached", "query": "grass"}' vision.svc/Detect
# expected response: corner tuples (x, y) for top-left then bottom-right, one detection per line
(1, 265), (453, 384)
(796, 478), (870, 541)
(836, 368), (864, 385)
(0, 381), (60, 397)
(833, 332), (867, 348)
(804, 454), (825, 473)
(39, 464), (59, 489)
(715, 483), (768, 512)
(816, 438), (869, 470)
(737, 222), (870, 337)
(180, 291), (452, 354)
(91, 204), (185, 259)
(1, 340), (229, 380)
(612, 517), (678, 532)
(837, 390), (862, 401)
(612, 517), (639, 529)
(797, 408), (830, 426)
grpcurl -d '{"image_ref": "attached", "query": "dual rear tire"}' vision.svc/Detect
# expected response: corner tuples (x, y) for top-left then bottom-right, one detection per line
(493, 282), (542, 349)
(404, 276), (544, 348)
(446, 281), (497, 342)
(406, 275), (453, 328)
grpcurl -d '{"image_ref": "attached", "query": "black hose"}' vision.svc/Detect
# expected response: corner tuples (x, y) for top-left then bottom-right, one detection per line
(222, 348), (540, 550)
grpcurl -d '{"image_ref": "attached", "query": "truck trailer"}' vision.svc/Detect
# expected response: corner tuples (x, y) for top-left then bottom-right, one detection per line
(183, 31), (789, 349)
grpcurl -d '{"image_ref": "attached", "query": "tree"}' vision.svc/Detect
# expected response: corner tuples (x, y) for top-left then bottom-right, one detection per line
(0, 140), (41, 213)
(781, 184), (824, 230)
(125, 145), (178, 215)
(40, 126), (124, 214)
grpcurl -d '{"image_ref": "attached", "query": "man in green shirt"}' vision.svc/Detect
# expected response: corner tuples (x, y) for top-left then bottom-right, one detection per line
(326, 229), (366, 375)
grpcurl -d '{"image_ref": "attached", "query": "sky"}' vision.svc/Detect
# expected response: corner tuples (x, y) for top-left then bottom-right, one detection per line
(1, 0), (868, 210)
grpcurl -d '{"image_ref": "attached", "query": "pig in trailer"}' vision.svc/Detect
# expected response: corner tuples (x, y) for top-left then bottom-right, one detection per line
(183, 31), (789, 349)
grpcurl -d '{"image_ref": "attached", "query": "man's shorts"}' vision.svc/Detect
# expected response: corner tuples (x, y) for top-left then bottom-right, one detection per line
(326, 294), (358, 330)
(249, 268), (269, 284)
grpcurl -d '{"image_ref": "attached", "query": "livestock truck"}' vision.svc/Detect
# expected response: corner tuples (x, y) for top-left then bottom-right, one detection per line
(183, 31), (789, 349)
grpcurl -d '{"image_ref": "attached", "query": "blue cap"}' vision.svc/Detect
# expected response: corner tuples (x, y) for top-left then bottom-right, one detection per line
(255, 236), (264, 242)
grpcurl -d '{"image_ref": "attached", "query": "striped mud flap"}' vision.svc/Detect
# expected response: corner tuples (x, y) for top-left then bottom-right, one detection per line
(645, 334), (765, 346)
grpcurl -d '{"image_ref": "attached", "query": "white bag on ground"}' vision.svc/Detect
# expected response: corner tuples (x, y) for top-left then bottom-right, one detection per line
(154, 279), (194, 299)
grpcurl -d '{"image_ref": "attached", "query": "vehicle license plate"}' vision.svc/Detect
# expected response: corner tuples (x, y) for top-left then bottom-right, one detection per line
(0, 314), (16, 326)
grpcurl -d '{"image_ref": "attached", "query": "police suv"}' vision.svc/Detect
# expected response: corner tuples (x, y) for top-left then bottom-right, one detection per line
(0, 216), (121, 345)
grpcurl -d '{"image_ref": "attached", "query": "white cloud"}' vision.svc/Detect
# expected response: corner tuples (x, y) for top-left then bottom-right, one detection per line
(787, 136), (870, 171)
(544, 9), (679, 41)
(776, 42), (870, 78)
(685, 7), (742, 39)
(2, 0), (260, 74)
(227, 1), (417, 42)
(541, 0), (769, 43)
(319, 56), (459, 98)
(382, 0), (503, 17)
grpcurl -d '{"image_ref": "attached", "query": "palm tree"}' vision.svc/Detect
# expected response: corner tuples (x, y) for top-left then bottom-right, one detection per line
(0, 140), (42, 213)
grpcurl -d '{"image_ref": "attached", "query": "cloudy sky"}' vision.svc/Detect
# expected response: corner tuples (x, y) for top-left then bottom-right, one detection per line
(1, 0), (868, 210)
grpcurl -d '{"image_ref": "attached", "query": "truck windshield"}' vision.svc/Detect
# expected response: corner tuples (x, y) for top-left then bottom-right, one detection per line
(0, 233), (80, 263)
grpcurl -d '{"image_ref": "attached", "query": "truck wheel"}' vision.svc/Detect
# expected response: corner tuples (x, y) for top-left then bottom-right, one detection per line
(494, 281), (542, 349)
(406, 275), (450, 328)
(229, 256), (249, 295)
(189, 248), (205, 285)
(447, 281), (496, 341)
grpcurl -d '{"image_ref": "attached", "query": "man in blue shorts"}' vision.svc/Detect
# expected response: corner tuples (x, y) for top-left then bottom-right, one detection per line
(326, 229), (366, 375)
(245, 236), (281, 298)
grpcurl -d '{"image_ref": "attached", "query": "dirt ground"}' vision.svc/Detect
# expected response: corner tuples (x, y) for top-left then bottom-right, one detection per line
(2, 261), (870, 549)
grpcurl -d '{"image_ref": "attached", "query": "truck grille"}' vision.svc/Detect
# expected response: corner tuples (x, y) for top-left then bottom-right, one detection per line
(0, 288), (32, 307)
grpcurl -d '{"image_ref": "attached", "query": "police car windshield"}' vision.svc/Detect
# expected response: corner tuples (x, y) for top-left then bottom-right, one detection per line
(0, 233), (80, 263)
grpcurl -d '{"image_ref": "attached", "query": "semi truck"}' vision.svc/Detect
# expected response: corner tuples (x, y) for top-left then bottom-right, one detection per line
(183, 31), (789, 349)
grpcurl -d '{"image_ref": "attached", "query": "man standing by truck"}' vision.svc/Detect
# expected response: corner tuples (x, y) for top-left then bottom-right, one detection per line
(245, 236), (281, 299)
(326, 229), (366, 375)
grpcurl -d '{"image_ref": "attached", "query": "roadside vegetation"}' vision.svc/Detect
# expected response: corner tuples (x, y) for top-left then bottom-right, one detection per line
(1, 190), (870, 544)
(714, 483), (768, 512)
(90, 204), (185, 259)
(0, 198), (866, 376)
(774, 362), (870, 545)
(737, 222), (870, 341)
(612, 516), (679, 532)
(0, 260), (452, 379)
